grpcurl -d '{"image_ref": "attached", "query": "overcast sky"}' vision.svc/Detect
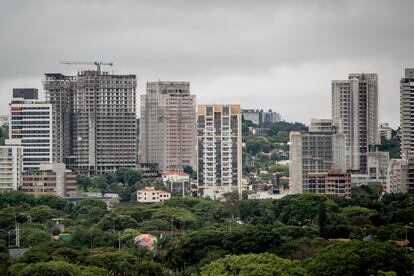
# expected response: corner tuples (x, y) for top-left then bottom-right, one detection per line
(0, 0), (412, 127)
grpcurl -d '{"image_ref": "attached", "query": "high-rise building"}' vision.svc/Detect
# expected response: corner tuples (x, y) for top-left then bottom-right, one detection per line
(9, 94), (53, 171)
(332, 73), (379, 173)
(289, 119), (346, 194)
(400, 68), (414, 192)
(140, 81), (196, 172)
(0, 139), (23, 191)
(43, 71), (137, 174)
(197, 104), (242, 199)
(43, 73), (76, 164)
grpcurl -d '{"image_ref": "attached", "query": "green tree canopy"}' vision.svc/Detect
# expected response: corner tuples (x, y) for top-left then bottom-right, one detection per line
(200, 253), (307, 276)
(305, 240), (412, 276)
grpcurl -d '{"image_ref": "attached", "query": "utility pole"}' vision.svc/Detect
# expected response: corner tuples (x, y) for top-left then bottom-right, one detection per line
(15, 215), (20, 247)
(118, 231), (121, 251)
(170, 219), (174, 237)
(90, 232), (93, 254)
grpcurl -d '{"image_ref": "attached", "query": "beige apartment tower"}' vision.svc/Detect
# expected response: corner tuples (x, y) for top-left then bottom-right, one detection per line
(332, 73), (379, 173)
(197, 104), (242, 199)
(400, 68), (414, 192)
(140, 81), (196, 172)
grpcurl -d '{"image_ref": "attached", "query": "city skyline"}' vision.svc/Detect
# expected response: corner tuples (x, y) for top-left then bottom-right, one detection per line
(1, 1), (414, 127)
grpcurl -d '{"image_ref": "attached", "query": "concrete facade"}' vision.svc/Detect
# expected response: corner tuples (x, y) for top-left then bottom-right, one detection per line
(400, 68), (414, 192)
(140, 81), (196, 172)
(0, 139), (23, 191)
(386, 159), (408, 193)
(20, 163), (77, 197)
(43, 71), (137, 174)
(9, 98), (53, 171)
(197, 104), (242, 199)
(379, 123), (392, 140)
(137, 187), (171, 203)
(308, 169), (351, 198)
(289, 119), (346, 195)
(332, 73), (379, 173)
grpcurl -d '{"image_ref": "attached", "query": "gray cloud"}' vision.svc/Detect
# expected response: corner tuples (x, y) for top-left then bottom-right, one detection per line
(0, 0), (412, 127)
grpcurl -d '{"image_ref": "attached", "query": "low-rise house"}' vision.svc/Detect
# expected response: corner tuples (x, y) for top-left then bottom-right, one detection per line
(137, 187), (171, 203)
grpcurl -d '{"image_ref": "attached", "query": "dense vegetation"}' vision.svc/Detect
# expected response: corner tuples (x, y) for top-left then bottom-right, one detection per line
(380, 137), (401, 159)
(0, 125), (7, 146)
(242, 121), (307, 175)
(0, 186), (413, 275)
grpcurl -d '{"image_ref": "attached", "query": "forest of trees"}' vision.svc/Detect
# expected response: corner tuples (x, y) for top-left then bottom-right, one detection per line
(0, 185), (413, 275)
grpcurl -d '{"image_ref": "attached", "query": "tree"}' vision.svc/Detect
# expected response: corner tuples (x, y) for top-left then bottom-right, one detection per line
(318, 202), (328, 238)
(28, 205), (52, 224)
(200, 253), (307, 276)
(0, 252), (11, 276)
(87, 252), (166, 276)
(277, 194), (337, 225)
(9, 261), (108, 276)
(77, 175), (92, 192)
(0, 125), (8, 146)
(20, 227), (50, 247)
(305, 240), (412, 276)
(91, 175), (110, 193)
(35, 195), (67, 210)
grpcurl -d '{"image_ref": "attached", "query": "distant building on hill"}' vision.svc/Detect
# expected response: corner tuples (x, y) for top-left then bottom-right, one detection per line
(162, 171), (191, 197)
(379, 123), (392, 140)
(241, 109), (282, 125)
(137, 187), (171, 203)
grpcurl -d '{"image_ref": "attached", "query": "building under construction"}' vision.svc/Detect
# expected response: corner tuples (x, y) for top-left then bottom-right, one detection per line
(43, 67), (137, 175)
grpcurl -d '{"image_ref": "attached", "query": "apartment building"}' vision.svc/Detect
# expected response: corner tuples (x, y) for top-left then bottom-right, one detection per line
(20, 163), (77, 197)
(400, 68), (414, 192)
(332, 73), (379, 173)
(197, 104), (242, 199)
(0, 139), (23, 191)
(136, 187), (171, 203)
(308, 169), (351, 198)
(379, 123), (392, 140)
(289, 119), (346, 194)
(43, 71), (137, 174)
(386, 159), (408, 193)
(140, 81), (196, 172)
(9, 93), (53, 171)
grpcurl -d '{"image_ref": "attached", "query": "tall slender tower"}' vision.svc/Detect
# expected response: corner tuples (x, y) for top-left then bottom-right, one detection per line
(332, 73), (379, 173)
(197, 104), (242, 199)
(43, 74), (76, 164)
(400, 68), (414, 192)
(140, 81), (196, 172)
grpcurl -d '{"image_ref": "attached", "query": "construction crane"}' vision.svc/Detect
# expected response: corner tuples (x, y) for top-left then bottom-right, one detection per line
(60, 61), (113, 73)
